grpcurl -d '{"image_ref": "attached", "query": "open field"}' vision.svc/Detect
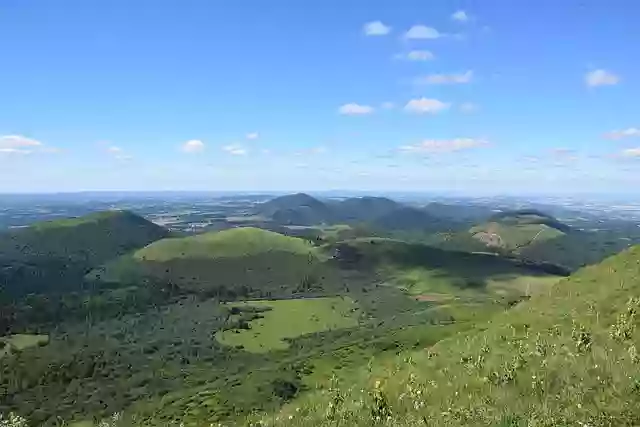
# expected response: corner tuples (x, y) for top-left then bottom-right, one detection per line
(216, 297), (361, 353)
(0, 334), (49, 358)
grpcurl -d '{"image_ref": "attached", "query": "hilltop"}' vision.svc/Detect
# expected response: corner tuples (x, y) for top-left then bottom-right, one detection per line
(333, 197), (401, 222)
(489, 209), (572, 232)
(254, 244), (640, 426)
(422, 202), (495, 224)
(430, 209), (570, 257)
(90, 227), (339, 298)
(0, 210), (168, 297)
(256, 194), (460, 234)
(469, 209), (570, 252)
(257, 193), (334, 225)
(372, 207), (450, 233)
(429, 208), (637, 271)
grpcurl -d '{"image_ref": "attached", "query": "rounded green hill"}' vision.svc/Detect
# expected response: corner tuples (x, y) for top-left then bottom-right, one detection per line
(133, 227), (316, 262)
(91, 227), (339, 298)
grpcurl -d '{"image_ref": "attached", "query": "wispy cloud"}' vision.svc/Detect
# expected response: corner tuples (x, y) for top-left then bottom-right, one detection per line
(400, 138), (489, 153)
(451, 10), (470, 22)
(459, 102), (479, 113)
(310, 146), (327, 154)
(404, 98), (451, 114)
(181, 139), (205, 153)
(0, 148), (31, 155)
(585, 69), (620, 87)
(415, 70), (473, 85)
(222, 144), (248, 156)
(549, 148), (579, 162)
(0, 135), (43, 155)
(246, 132), (259, 140)
(364, 21), (391, 36)
(107, 146), (123, 154)
(604, 128), (640, 140)
(404, 25), (442, 39)
(522, 155), (540, 163)
(338, 103), (375, 115)
(106, 145), (133, 160)
(395, 50), (435, 61)
(380, 102), (395, 110)
(0, 134), (59, 156)
(622, 148), (640, 157)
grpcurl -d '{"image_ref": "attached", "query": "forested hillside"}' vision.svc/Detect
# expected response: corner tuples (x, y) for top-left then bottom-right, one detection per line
(0, 210), (168, 296)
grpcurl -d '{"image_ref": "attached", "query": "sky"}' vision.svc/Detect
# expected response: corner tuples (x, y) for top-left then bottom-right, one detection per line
(1, 0), (639, 195)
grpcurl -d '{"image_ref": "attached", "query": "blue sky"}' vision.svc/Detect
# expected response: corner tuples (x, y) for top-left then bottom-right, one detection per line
(1, 0), (639, 195)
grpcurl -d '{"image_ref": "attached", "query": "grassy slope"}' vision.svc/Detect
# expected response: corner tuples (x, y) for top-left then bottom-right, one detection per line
(520, 229), (639, 271)
(468, 210), (569, 253)
(132, 227), (315, 261)
(333, 238), (560, 286)
(90, 227), (338, 298)
(470, 222), (564, 250)
(256, 245), (640, 427)
(216, 297), (360, 353)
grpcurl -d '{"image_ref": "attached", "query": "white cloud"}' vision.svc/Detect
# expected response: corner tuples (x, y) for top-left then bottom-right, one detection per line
(416, 70), (473, 85)
(0, 135), (57, 155)
(404, 98), (451, 114)
(0, 148), (31, 155)
(604, 128), (640, 140)
(246, 132), (259, 140)
(459, 102), (479, 113)
(338, 103), (375, 115)
(585, 69), (620, 87)
(400, 138), (489, 153)
(404, 25), (442, 39)
(107, 146), (123, 154)
(522, 155), (540, 163)
(550, 148), (575, 156)
(310, 146), (327, 154)
(381, 102), (395, 109)
(404, 50), (435, 61)
(622, 148), (640, 157)
(41, 147), (62, 154)
(364, 21), (391, 36)
(549, 148), (579, 162)
(451, 10), (470, 22)
(182, 139), (205, 153)
(0, 135), (42, 149)
(223, 144), (248, 155)
(105, 145), (133, 160)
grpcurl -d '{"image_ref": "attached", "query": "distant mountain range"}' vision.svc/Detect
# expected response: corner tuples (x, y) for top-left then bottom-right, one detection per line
(254, 193), (472, 233)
